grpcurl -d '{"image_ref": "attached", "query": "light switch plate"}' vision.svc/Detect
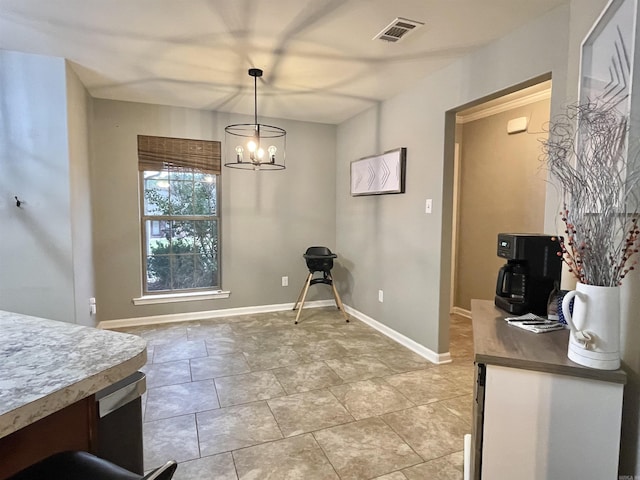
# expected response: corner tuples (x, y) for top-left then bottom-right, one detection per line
(425, 199), (432, 214)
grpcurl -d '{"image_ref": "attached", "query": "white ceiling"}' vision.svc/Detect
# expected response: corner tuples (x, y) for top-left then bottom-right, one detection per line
(0, 0), (568, 125)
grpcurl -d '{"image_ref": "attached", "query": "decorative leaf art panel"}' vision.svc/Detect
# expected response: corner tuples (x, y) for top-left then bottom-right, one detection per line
(350, 147), (406, 196)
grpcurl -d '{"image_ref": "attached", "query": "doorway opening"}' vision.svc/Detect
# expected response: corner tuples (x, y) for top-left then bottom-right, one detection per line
(443, 74), (552, 335)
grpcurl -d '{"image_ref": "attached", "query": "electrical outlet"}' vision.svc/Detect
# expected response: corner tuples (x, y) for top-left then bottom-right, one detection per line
(425, 198), (432, 214)
(89, 297), (97, 315)
(282, 276), (288, 287)
(378, 290), (384, 303)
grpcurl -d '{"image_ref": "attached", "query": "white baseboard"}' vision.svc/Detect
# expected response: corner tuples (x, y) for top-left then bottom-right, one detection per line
(463, 433), (472, 480)
(451, 306), (471, 319)
(344, 305), (452, 365)
(100, 300), (452, 366)
(98, 300), (335, 330)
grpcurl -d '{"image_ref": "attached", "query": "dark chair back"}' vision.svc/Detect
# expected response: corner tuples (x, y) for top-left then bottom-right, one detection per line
(303, 246), (337, 273)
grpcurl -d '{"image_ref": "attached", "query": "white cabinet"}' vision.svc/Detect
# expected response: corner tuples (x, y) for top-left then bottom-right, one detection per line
(480, 364), (623, 480)
(471, 300), (626, 480)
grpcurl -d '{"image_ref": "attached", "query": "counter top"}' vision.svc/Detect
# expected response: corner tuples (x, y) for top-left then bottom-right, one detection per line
(472, 299), (626, 384)
(0, 310), (146, 439)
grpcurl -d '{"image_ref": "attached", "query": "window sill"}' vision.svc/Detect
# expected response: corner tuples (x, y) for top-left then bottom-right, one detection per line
(132, 290), (230, 306)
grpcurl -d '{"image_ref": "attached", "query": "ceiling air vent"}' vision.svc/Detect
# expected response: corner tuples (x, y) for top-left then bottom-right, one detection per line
(373, 17), (424, 43)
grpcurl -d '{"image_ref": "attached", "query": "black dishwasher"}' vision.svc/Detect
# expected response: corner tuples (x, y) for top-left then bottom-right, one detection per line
(95, 371), (146, 474)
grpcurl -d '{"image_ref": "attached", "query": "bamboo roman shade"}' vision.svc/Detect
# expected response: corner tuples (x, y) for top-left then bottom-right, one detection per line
(137, 135), (221, 175)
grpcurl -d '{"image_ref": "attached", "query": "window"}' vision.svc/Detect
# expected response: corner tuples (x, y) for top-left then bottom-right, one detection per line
(138, 135), (221, 294)
(149, 220), (169, 238)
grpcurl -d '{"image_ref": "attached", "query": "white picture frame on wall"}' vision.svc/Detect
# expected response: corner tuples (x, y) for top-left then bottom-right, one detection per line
(579, 0), (640, 204)
(579, 0), (637, 113)
(350, 147), (406, 196)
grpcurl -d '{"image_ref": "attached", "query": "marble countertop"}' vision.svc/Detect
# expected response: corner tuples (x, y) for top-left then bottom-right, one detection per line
(0, 310), (146, 439)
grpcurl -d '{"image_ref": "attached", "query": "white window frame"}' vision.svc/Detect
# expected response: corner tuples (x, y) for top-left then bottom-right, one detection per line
(139, 169), (222, 296)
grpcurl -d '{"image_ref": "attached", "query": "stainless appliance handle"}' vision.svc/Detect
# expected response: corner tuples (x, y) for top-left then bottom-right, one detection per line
(97, 371), (146, 418)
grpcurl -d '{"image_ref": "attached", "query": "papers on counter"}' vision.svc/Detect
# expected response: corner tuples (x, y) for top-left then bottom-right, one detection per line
(505, 313), (566, 334)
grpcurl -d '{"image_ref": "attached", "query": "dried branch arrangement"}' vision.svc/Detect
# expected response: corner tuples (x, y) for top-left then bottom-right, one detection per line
(542, 102), (640, 286)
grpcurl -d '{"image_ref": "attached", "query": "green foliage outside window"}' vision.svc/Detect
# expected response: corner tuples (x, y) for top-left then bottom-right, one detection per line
(143, 170), (219, 291)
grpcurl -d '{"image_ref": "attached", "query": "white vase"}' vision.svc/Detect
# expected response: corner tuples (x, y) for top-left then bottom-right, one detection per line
(562, 282), (621, 370)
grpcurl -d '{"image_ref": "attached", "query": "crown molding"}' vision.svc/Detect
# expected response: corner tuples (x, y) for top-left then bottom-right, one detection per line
(456, 89), (551, 124)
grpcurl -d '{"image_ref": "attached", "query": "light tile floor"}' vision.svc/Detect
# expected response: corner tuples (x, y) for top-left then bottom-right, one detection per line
(117, 308), (474, 480)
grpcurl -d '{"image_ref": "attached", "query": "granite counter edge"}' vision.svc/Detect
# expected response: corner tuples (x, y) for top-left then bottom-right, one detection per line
(0, 348), (147, 439)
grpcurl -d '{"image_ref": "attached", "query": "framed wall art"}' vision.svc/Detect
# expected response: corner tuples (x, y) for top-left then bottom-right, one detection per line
(350, 147), (406, 196)
(579, 0), (640, 203)
(579, 0), (636, 112)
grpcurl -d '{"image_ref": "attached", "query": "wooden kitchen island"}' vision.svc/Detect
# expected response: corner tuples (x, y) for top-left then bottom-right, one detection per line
(0, 310), (146, 479)
(471, 299), (626, 480)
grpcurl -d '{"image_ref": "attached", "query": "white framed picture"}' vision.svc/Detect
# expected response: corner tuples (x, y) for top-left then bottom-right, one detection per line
(350, 147), (406, 196)
(579, 0), (637, 112)
(579, 0), (640, 206)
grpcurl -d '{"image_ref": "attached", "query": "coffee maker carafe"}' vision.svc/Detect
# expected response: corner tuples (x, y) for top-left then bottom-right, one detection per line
(494, 233), (562, 315)
(496, 261), (527, 301)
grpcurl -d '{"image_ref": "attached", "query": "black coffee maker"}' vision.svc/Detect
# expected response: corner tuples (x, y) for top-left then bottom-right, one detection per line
(494, 233), (562, 315)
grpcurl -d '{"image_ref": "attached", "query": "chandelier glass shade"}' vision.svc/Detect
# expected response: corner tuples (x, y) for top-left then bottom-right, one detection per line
(224, 68), (286, 170)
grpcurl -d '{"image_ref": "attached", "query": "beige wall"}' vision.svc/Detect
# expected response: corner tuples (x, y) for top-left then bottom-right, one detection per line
(454, 99), (549, 311)
(90, 99), (337, 321)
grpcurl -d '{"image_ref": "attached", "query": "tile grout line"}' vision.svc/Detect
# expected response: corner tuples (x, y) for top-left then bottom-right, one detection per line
(377, 414), (426, 466)
(264, 398), (286, 440)
(309, 430), (344, 479)
(129, 309), (475, 477)
(193, 412), (203, 460)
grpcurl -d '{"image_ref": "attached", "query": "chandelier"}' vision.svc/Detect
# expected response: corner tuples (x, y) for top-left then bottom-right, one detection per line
(224, 68), (286, 170)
